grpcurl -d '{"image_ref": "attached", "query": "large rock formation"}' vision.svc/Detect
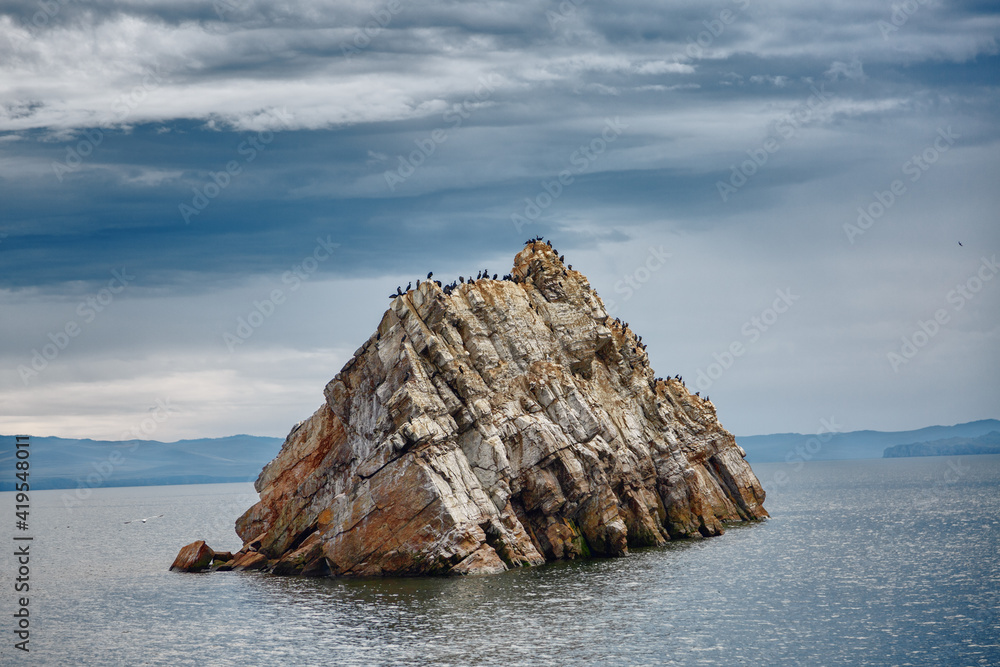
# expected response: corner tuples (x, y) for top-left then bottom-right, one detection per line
(181, 242), (767, 577)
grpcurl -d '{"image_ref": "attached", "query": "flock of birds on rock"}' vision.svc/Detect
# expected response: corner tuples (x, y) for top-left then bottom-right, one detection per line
(388, 237), (570, 299)
(384, 237), (709, 403)
(645, 373), (710, 403)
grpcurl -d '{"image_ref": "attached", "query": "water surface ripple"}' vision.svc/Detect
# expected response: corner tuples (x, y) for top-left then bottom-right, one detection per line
(4, 456), (998, 665)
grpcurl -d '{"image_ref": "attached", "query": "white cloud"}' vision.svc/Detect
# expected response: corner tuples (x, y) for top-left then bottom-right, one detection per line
(749, 74), (790, 87)
(3, 3), (994, 135)
(633, 61), (696, 75)
(825, 58), (866, 82)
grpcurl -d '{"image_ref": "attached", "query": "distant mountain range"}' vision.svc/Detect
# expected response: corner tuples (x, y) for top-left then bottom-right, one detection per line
(0, 434), (283, 492)
(883, 431), (1000, 458)
(2, 419), (999, 491)
(737, 419), (1000, 463)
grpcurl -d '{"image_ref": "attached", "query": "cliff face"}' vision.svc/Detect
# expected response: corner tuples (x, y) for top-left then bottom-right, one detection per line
(225, 242), (767, 577)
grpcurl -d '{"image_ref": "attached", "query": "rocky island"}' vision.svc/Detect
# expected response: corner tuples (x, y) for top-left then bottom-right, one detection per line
(171, 241), (768, 576)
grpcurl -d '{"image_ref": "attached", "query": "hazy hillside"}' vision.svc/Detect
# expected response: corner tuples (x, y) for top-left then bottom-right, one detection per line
(0, 434), (283, 491)
(738, 419), (1000, 463)
(883, 431), (1000, 458)
(4, 418), (998, 490)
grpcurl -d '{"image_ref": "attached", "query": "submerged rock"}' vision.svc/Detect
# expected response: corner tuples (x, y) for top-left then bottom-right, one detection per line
(177, 241), (768, 577)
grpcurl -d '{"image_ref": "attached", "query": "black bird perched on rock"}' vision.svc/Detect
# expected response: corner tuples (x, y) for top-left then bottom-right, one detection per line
(427, 271), (433, 279)
(547, 240), (552, 247)
(389, 293), (397, 299)
(406, 281), (412, 291)
(459, 276), (465, 283)
(416, 279), (421, 288)
(477, 271), (482, 280)
(493, 273), (497, 280)
(560, 255), (564, 262)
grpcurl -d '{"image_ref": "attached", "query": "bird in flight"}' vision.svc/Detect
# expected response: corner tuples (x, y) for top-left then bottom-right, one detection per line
(958, 241), (963, 246)
(124, 514), (164, 524)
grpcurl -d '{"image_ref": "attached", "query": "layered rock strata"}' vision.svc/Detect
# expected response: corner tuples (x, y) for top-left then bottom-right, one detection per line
(176, 242), (767, 577)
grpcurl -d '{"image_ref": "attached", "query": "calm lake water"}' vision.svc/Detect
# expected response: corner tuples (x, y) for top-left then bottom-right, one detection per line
(2, 456), (998, 665)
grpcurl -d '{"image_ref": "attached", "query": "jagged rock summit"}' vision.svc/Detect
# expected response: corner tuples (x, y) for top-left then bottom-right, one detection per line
(173, 241), (767, 576)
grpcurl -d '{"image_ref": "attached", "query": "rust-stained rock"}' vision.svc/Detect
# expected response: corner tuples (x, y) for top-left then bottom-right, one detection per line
(177, 241), (768, 577)
(170, 540), (214, 572)
(229, 551), (269, 571)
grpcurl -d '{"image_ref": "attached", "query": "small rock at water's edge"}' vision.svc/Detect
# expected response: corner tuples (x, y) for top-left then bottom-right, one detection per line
(170, 540), (214, 572)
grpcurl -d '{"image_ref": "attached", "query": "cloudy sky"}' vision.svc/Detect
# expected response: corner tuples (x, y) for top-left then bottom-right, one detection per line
(1, 0), (997, 442)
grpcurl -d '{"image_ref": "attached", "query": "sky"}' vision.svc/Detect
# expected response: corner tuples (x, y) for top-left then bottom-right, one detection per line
(1, 0), (998, 442)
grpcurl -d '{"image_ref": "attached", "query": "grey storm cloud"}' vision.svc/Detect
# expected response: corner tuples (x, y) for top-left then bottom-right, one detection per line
(0, 0), (997, 440)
